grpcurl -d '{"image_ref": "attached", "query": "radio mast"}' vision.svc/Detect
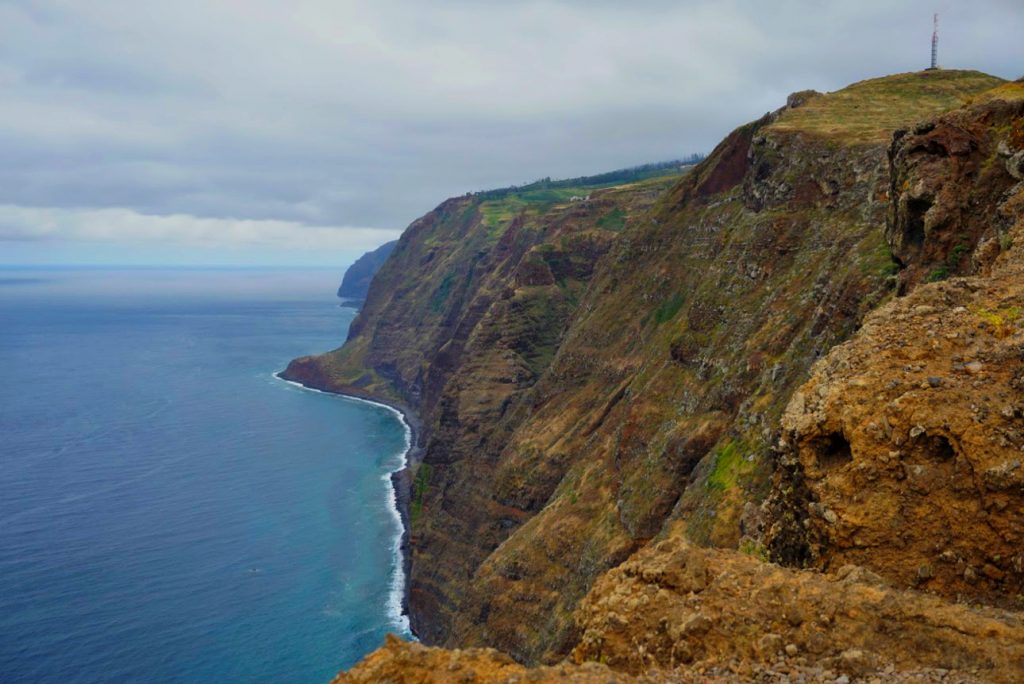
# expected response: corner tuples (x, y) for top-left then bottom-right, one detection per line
(929, 13), (939, 70)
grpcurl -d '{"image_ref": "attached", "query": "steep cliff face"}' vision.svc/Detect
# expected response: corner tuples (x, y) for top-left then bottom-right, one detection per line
(429, 70), (1001, 661)
(284, 173), (681, 648)
(767, 93), (1024, 606)
(287, 70), (1019, 677)
(337, 240), (398, 300)
(284, 173), (678, 411)
(429, 110), (897, 660)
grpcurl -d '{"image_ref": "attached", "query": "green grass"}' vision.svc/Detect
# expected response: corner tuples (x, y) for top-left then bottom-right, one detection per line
(948, 240), (971, 269)
(478, 186), (606, 230)
(430, 273), (456, 312)
(518, 187), (590, 203)
(653, 292), (685, 324)
(858, 233), (899, 278)
(705, 439), (756, 492)
(477, 170), (687, 232)
(410, 463), (433, 525)
(770, 70), (1005, 144)
(969, 80), (1024, 105)
(596, 207), (627, 232)
(478, 197), (526, 230)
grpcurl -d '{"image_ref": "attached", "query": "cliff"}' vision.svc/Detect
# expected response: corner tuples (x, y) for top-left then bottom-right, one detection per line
(286, 69), (1024, 681)
(767, 90), (1024, 604)
(337, 240), (398, 300)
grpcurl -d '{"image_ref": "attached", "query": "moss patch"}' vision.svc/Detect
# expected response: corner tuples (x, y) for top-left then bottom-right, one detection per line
(706, 439), (757, 492)
(596, 207), (627, 232)
(430, 272), (456, 313)
(410, 462), (433, 525)
(653, 292), (685, 325)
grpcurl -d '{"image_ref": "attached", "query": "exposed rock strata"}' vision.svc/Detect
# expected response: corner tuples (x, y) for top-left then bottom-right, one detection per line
(285, 175), (681, 655)
(887, 98), (1024, 291)
(294, 70), (1024, 681)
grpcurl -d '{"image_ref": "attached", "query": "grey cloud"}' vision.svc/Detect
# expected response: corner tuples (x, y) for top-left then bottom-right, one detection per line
(0, 0), (1021, 254)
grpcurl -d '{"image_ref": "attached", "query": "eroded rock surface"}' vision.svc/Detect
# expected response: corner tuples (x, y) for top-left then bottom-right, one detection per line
(888, 98), (1024, 291)
(769, 97), (1024, 606)
(331, 634), (638, 684)
(335, 542), (1024, 683)
(574, 538), (1024, 682)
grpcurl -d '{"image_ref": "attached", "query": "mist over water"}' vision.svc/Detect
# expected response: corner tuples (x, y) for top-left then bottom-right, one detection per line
(0, 267), (410, 683)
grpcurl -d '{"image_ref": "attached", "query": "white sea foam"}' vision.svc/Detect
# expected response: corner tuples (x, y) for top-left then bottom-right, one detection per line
(273, 373), (413, 635)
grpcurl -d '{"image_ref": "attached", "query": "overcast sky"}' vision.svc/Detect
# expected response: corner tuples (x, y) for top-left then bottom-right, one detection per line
(1, 1), (1021, 266)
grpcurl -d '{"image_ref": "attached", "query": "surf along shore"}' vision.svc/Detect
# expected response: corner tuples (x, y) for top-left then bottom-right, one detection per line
(274, 369), (423, 638)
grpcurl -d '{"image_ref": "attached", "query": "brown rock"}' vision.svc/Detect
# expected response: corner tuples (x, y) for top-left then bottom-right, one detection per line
(572, 541), (1024, 681)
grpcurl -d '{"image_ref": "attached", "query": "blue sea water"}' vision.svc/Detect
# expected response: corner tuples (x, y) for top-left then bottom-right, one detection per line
(0, 267), (411, 683)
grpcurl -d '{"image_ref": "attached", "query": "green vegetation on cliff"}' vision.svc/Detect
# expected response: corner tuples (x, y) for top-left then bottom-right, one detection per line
(285, 69), (1017, 670)
(473, 157), (701, 200)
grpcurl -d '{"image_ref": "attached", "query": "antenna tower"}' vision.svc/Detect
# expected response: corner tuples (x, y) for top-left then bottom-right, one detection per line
(929, 13), (939, 70)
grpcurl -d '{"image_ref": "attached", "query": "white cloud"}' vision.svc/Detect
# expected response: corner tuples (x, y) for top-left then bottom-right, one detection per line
(0, 204), (399, 252)
(0, 0), (1021, 264)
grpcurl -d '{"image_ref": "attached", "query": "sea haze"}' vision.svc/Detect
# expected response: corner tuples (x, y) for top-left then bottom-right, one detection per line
(0, 267), (411, 683)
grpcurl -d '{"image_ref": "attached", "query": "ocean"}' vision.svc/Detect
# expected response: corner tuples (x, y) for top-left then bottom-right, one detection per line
(0, 267), (411, 683)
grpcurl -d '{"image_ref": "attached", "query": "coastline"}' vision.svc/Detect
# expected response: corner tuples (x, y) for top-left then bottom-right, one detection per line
(272, 371), (422, 638)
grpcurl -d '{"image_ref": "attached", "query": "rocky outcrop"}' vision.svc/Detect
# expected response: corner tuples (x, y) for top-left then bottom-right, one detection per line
(574, 539), (1024, 682)
(767, 94), (1024, 608)
(337, 240), (398, 300)
(334, 541), (1024, 683)
(331, 635), (636, 684)
(887, 99), (1024, 292)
